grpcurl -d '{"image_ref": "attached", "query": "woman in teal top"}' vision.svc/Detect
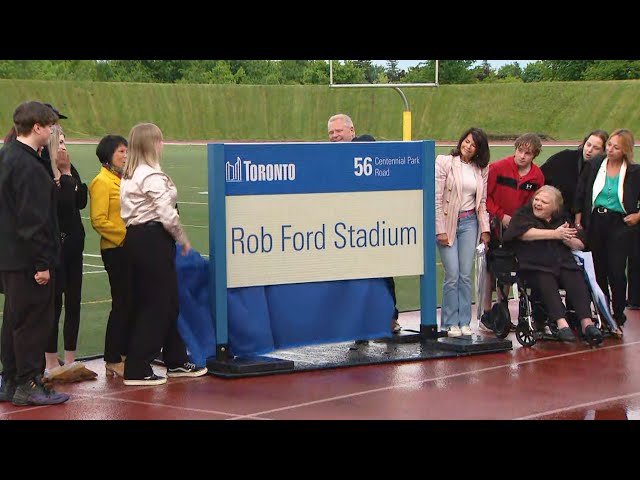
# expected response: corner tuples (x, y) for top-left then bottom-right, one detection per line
(575, 129), (640, 326)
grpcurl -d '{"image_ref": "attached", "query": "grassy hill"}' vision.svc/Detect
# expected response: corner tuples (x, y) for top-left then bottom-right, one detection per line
(2, 79), (640, 141)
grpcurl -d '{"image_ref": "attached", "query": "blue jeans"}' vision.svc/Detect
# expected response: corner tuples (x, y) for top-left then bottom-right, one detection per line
(437, 213), (478, 328)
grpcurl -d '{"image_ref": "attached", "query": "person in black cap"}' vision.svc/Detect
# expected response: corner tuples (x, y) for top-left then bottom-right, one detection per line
(327, 113), (401, 334)
(44, 103), (68, 120)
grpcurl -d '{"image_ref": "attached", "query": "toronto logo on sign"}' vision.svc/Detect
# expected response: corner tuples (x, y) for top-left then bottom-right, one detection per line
(226, 157), (296, 183)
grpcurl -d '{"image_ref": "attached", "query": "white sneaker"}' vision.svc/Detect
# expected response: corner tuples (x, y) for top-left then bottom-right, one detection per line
(460, 325), (473, 336)
(447, 326), (462, 337)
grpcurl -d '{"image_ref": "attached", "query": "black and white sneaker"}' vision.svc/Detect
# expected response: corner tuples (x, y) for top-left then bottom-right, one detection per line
(166, 362), (208, 378)
(123, 374), (167, 386)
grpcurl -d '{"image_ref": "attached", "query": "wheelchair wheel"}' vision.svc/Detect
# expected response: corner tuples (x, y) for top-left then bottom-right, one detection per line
(515, 322), (537, 347)
(490, 302), (511, 339)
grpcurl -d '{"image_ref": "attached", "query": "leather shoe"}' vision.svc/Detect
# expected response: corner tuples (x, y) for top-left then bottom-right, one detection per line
(556, 327), (576, 342)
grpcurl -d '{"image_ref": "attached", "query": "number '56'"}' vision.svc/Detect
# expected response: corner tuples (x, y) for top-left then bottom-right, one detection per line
(354, 157), (372, 176)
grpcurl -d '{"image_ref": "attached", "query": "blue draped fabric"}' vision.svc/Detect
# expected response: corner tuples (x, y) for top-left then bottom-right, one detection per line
(175, 248), (395, 365)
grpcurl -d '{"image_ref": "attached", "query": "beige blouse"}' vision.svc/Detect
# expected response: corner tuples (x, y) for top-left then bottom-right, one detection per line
(120, 163), (189, 246)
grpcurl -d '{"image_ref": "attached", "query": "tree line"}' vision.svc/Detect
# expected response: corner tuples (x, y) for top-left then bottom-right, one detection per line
(1, 60), (639, 85)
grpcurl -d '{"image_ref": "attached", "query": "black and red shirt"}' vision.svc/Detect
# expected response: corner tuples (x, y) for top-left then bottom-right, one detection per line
(487, 156), (544, 220)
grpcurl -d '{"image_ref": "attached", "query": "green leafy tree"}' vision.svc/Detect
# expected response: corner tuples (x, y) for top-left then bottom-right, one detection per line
(402, 61), (434, 83)
(352, 60), (381, 83)
(331, 60), (366, 84)
(521, 61), (549, 83)
(101, 60), (155, 82)
(438, 60), (475, 84)
(471, 60), (495, 82)
(302, 60), (329, 84)
(278, 60), (311, 84)
(207, 61), (236, 84)
(583, 60), (640, 80)
(385, 60), (401, 82)
(543, 60), (594, 81)
(496, 62), (522, 80)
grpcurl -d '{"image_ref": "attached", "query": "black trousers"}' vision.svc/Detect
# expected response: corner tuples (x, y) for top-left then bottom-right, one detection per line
(48, 232), (84, 353)
(519, 268), (592, 323)
(1, 270), (55, 384)
(588, 211), (634, 318)
(123, 223), (188, 379)
(384, 277), (399, 320)
(101, 246), (132, 363)
(626, 229), (640, 306)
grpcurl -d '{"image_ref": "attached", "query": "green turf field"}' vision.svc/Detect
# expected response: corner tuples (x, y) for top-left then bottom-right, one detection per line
(0, 143), (589, 360)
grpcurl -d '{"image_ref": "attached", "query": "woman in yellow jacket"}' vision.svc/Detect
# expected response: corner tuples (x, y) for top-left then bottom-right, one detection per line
(89, 135), (129, 378)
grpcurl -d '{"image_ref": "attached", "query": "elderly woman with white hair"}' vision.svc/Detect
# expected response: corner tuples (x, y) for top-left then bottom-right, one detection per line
(503, 185), (603, 344)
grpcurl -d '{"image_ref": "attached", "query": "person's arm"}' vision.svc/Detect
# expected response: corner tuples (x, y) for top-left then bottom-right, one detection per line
(520, 222), (576, 242)
(574, 160), (591, 227)
(143, 173), (190, 249)
(478, 166), (490, 244)
(14, 161), (55, 272)
(563, 237), (585, 250)
(89, 178), (126, 247)
(486, 165), (505, 221)
(71, 164), (88, 210)
(434, 156), (449, 245)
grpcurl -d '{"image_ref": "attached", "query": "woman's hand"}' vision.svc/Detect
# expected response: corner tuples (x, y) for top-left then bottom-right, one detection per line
(181, 241), (192, 256)
(56, 149), (71, 175)
(623, 212), (640, 226)
(555, 222), (577, 241)
(480, 232), (490, 246)
(436, 233), (449, 246)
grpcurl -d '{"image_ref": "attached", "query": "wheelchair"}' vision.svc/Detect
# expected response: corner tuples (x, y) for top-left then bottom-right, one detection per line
(484, 223), (613, 348)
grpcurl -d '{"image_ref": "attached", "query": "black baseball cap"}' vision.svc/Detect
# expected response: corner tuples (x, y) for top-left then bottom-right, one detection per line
(44, 103), (68, 120)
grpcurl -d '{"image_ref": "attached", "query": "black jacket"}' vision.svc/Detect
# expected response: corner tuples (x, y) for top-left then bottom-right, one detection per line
(0, 140), (60, 272)
(575, 155), (640, 231)
(503, 204), (584, 275)
(541, 148), (595, 217)
(57, 163), (87, 236)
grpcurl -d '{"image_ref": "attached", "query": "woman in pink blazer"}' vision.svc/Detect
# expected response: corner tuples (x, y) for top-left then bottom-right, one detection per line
(435, 127), (491, 336)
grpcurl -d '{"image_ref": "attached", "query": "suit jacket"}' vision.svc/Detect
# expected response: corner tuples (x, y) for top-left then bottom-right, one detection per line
(575, 155), (640, 231)
(435, 154), (490, 246)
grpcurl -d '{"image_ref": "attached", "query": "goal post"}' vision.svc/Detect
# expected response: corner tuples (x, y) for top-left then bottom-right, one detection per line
(329, 60), (439, 141)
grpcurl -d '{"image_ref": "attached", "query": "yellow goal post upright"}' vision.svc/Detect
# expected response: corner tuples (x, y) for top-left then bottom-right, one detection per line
(328, 60), (439, 141)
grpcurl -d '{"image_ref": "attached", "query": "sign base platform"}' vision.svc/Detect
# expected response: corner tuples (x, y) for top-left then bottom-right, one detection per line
(206, 334), (512, 378)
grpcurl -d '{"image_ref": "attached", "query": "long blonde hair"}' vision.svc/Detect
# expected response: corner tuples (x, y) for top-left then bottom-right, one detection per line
(123, 123), (163, 179)
(48, 124), (64, 181)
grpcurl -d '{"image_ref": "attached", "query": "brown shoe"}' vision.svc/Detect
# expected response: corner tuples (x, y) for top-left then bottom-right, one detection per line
(45, 362), (97, 383)
(105, 362), (125, 378)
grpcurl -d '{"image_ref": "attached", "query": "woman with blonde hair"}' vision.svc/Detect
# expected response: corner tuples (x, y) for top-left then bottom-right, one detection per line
(575, 129), (640, 327)
(119, 123), (206, 385)
(504, 186), (603, 344)
(43, 126), (97, 380)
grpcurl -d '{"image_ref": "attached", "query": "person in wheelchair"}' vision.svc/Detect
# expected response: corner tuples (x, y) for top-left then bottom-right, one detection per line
(502, 186), (603, 344)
